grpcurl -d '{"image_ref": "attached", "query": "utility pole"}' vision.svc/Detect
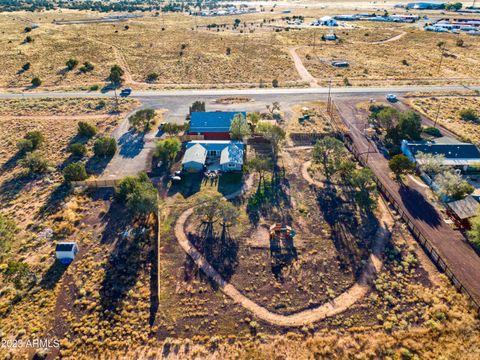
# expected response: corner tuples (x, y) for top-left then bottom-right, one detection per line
(436, 42), (446, 75)
(327, 78), (332, 114)
(433, 99), (441, 128)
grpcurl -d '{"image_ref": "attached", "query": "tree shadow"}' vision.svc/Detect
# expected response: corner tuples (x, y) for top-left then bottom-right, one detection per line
(85, 155), (113, 176)
(398, 184), (442, 228)
(39, 260), (68, 290)
(167, 172), (202, 198)
(269, 228), (297, 280)
(0, 150), (24, 172)
(99, 220), (152, 314)
(316, 185), (373, 277)
(246, 167), (292, 226)
(118, 129), (145, 158)
(0, 173), (33, 203)
(218, 172), (243, 197)
(37, 183), (72, 218)
(187, 222), (239, 282)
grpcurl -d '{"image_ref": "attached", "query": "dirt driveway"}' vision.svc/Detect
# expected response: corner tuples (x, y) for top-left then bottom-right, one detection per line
(335, 98), (480, 306)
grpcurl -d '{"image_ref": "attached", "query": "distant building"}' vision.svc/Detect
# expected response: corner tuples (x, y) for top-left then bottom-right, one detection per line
(406, 2), (446, 10)
(401, 138), (480, 171)
(189, 111), (246, 140)
(311, 16), (338, 26)
(55, 242), (78, 265)
(182, 140), (245, 172)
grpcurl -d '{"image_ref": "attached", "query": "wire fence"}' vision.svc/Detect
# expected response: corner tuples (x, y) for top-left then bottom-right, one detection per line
(347, 141), (480, 311)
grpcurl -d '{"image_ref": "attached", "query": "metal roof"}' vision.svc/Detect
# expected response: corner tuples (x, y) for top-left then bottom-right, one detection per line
(406, 141), (480, 162)
(182, 143), (207, 164)
(220, 142), (244, 165)
(55, 242), (76, 252)
(447, 196), (479, 220)
(189, 112), (246, 133)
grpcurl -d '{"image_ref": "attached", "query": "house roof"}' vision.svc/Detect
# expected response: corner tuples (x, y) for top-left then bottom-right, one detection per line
(405, 140), (480, 165)
(220, 142), (244, 165)
(182, 143), (207, 165)
(447, 195), (479, 220)
(183, 141), (244, 165)
(189, 112), (246, 133)
(55, 242), (76, 252)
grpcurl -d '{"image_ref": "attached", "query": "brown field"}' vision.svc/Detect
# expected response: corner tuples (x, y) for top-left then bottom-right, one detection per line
(296, 27), (480, 86)
(408, 96), (480, 144)
(1, 9), (480, 90)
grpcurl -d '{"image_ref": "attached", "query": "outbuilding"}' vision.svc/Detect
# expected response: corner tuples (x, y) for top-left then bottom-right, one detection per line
(446, 195), (479, 229)
(55, 242), (78, 265)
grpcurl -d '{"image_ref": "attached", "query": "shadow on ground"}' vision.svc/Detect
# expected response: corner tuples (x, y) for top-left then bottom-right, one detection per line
(118, 130), (145, 159)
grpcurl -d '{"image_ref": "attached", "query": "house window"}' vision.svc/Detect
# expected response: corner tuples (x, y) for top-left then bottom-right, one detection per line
(208, 150), (219, 157)
(228, 163), (236, 167)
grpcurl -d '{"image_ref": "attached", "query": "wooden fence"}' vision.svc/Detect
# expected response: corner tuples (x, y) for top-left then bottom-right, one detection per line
(180, 134), (204, 142)
(70, 178), (122, 188)
(347, 141), (480, 311)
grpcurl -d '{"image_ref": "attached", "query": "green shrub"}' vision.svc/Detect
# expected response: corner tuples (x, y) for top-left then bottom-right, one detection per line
(17, 131), (44, 152)
(89, 84), (99, 91)
(94, 137), (117, 157)
(19, 151), (49, 174)
(423, 126), (442, 137)
(79, 61), (94, 73)
(31, 77), (41, 87)
(69, 143), (87, 157)
(77, 121), (97, 138)
(65, 58), (78, 70)
(63, 162), (88, 182)
(115, 173), (157, 216)
(146, 72), (159, 83)
(459, 108), (478, 123)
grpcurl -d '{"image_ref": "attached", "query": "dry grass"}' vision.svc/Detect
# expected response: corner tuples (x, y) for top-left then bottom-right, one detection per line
(286, 101), (334, 134)
(2, 10), (479, 89)
(408, 96), (480, 144)
(295, 27), (480, 86)
(0, 97), (137, 116)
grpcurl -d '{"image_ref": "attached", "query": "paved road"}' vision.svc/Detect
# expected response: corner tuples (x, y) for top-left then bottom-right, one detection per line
(0, 85), (478, 100)
(335, 98), (480, 305)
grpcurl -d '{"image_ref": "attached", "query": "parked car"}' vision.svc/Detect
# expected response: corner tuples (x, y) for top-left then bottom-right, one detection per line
(120, 88), (132, 97)
(386, 94), (398, 102)
(331, 61), (349, 68)
(170, 175), (182, 182)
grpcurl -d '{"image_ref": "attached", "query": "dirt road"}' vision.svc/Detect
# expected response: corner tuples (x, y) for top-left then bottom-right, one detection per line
(335, 98), (480, 305)
(289, 47), (318, 87)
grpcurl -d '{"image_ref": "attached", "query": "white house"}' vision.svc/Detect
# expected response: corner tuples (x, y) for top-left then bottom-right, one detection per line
(182, 141), (245, 172)
(319, 16), (338, 26)
(55, 242), (78, 265)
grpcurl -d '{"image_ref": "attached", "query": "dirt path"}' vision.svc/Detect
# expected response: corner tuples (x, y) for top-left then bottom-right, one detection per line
(288, 47), (318, 88)
(173, 168), (394, 327)
(366, 30), (407, 45)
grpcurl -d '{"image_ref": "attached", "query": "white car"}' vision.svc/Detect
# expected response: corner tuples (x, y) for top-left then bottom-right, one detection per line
(386, 94), (398, 102)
